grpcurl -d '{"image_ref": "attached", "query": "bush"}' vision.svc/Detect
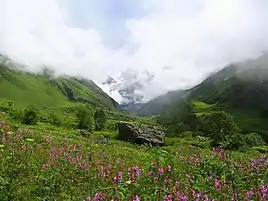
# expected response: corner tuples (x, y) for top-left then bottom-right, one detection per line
(94, 109), (107, 131)
(244, 133), (267, 147)
(22, 106), (39, 125)
(76, 107), (94, 131)
(9, 109), (23, 121)
(200, 111), (242, 149)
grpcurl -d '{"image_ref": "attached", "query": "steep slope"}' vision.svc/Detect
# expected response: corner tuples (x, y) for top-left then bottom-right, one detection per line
(0, 57), (121, 111)
(122, 90), (186, 116)
(134, 53), (268, 140)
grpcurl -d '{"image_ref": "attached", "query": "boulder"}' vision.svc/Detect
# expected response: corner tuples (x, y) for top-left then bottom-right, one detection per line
(117, 122), (165, 146)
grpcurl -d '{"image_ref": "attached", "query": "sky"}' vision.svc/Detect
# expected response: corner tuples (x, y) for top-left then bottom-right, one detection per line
(1, 0), (268, 103)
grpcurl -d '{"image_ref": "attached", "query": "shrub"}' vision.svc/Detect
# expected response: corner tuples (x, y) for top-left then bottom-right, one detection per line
(76, 107), (94, 131)
(200, 111), (242, 149)
(22, 106), (39, 125)
(94, 109), (107, 131)
(9, 108), (24, 121)
(244, 133), (267, 147)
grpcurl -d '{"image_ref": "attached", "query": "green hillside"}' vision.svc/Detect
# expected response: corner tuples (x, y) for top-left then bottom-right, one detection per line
(133, 54), (268, 142)
(0, 60), (120, 111)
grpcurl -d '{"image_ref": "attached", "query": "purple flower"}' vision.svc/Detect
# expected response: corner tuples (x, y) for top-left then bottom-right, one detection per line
(132, 195), (140, 201)
(148, 171), (154, 177)
(164, 194), (172, 201)
(151, 162), (157, 167)
(1, 121), (6, 127)
(214, 179), (222, 190)
(41, 163), (49, 170)
(158, 168), (164, 175)
(164, 177), (171, 184)
(94, 192), (106, 201)
(86, 197), (91, 201)
(117, 171), (123, 182)
(260, 185), (267, 201)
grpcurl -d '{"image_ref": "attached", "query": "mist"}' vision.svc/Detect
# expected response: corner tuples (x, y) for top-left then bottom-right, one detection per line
(1, 0), (268, 103)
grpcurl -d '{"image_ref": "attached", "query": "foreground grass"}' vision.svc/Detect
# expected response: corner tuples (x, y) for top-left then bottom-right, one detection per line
(0, 115), (267, 201)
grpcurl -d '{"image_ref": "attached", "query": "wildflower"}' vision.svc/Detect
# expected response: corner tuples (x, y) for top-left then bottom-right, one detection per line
(94, 192), (106, 201)
(164, 194), (172, 201)
(132, 195), (140, 201)
(50, 147), (59, 160)
(76, 153), (83, 161)
(1, 121), (6, 127)
(42, 163), (49, 170)
(214, 179), (222, 190)
(204, 195), (209, 201)
(153, 177), (158, 183)
(260, 185), (267, 201)
(158, 167), (164, 175)
(164, 177), (171, 184)
(151, 162), (157, 167)
(167, 164), (172, 172)
(245, 188), (255, 200)
(127, 166), (142, 181)
(209, 175), (214, 181)
(148, 171), (154, 177)
(117, 171), (123, 182)
(86, 197), (91, 201)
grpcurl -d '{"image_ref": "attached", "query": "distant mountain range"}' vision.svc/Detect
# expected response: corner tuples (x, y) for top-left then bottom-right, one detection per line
(122, 53), (268, 141)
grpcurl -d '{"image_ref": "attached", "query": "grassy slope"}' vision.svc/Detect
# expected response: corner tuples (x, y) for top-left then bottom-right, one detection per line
(0, 65), (121, 112)
(0, 68), (69, 107)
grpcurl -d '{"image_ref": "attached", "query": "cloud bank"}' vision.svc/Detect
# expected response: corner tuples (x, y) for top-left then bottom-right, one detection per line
(1, 0), (268, 103)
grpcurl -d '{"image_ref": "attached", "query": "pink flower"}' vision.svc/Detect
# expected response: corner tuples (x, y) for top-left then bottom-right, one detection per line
(260, 185), (267, 201)
(153, 177), (158, 183)
(1, 121), (6, 127)
(76, 153), (83, 161)
(158, 168), (164, 175)
(164, 177), (171, 184)
(86, 197), (91, 201)
(117, 171), (123, 183)
(94, 192), (106, 201)
(164, 195), (172, 201)
(151, 162), (157, 167)
(214, 179), (222, 190)
(167, 164), (172, 172)
(42, 163), (49, 170)
(148, 171), (154, 177)
(132, 195), (140, 201)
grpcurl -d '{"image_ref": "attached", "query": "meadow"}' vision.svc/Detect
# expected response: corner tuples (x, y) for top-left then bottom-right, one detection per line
(0, 113), (267, 201)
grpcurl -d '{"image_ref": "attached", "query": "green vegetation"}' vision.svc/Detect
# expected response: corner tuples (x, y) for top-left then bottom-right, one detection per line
(1, 56), (268, 200)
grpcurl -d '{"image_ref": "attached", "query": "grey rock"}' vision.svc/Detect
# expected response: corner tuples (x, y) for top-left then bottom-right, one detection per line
(117, 122), (165, 146)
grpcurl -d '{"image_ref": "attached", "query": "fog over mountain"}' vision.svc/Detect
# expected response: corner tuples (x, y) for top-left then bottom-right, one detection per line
(1, 0), (268, 103)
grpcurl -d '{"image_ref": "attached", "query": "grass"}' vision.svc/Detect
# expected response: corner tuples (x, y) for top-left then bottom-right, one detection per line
(0, 114), (267, 201)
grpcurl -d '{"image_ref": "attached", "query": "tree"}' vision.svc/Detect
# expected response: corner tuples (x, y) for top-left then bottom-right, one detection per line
(76, 107), (94, 131)
(201, 111), (241, 148)
(22, 106), (39, 125)
(94, 109), (107, 131)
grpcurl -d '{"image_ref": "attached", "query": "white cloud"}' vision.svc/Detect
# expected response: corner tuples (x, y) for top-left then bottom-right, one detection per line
(1, 0), (268, 103)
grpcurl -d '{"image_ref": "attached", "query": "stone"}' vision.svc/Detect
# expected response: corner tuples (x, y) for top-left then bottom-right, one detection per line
(117, 122), (165, 146)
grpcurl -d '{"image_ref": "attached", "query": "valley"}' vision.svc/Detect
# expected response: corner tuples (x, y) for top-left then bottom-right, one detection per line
(0, 55), (267, 200)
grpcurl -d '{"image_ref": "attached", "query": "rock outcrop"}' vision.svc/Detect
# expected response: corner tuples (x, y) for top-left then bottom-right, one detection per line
(117, 122), (165, 146)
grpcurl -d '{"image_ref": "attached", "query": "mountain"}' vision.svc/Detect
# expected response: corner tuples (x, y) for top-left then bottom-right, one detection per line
(129, 53), (268, 141)
(121, 90), (186, 116)
(0, 56), (121, 112)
